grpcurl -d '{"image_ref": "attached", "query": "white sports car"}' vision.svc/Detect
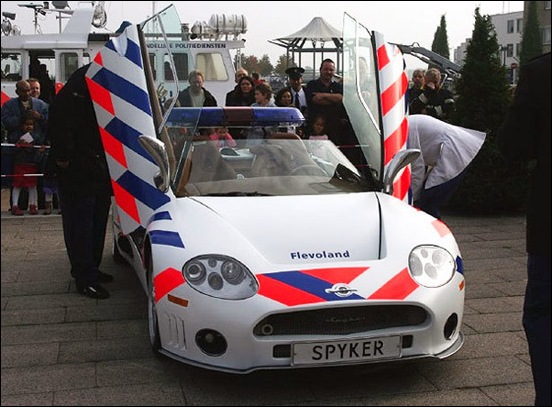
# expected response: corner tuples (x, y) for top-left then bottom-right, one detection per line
(88, 8), (465, 373)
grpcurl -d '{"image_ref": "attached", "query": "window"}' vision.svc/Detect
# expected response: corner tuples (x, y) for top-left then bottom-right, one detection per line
(60, 52), (79, 82)
(506, 44), (514, 57)
(544, 26), (551, 45)
(164, 53), (188, 81)
(516, 18), (523, 33)
(1, 52), (22, 81)
(507, 20), (514, 34)
(545, 1), (551, 11)
(516, 43), (522, 56)
(65, 53), (90, 80)
(195, 53), (228, 81)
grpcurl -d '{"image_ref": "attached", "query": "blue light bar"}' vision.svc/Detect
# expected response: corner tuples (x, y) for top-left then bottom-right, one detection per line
(166, 108), (202, 127)
(166, 107), (304, 127)
(248, 107), (304, 126)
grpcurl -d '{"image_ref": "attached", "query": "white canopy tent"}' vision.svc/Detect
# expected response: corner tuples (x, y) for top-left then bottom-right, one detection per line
(269, 16), (343, 79)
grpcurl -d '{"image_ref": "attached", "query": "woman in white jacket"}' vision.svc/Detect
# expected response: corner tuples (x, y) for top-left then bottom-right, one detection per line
(407, 114), (486, 219)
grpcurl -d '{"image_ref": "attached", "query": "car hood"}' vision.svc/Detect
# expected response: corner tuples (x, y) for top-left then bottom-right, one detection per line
(185, 193), (382, 263)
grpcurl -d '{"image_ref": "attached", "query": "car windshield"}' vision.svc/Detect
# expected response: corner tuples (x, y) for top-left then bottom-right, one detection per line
(164, 108), (381, 198)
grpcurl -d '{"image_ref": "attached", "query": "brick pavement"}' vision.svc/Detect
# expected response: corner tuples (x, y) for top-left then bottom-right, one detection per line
(1, 189), (535, 405)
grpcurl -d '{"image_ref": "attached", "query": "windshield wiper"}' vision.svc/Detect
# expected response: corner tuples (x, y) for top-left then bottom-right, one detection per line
(330, 164), (382, 191)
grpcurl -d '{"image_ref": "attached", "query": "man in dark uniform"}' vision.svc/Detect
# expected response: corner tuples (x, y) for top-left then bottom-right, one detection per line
(47, 64), (114, 299)
(285, 66), (308, 136)
(285, 67), (308, 115)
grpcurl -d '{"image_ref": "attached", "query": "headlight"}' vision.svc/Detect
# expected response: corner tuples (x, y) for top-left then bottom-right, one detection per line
(185, 261), (206, 284)
(408, 245), (455, 288)
(221, 260), (245, 284)
(183, 255), (258, 299)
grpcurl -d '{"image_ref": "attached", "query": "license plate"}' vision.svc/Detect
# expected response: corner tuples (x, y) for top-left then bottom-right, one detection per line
(292, 336), (401, 366)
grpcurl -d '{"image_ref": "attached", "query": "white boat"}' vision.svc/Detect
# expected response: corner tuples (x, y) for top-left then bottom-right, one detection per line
(1, 1), (247, 107)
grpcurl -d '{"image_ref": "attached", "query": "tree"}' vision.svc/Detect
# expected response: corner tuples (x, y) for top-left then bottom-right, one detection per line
(239, 54), (274, 78)
(274, 54), (295, 76)
(520, 0), (543, 67)
(431, 15), (450, 60)
(241, 55), (260, 76)
(257, 54), (274, 77)
(446, 7), (528, 215)
(453, 8), (510, 132)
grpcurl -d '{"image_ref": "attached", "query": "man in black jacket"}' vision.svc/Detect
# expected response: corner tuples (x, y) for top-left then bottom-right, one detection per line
(177, 70), (217, 107)
(47, 64), (114, 299)
(409, 68), (455, 122)
(498, 52), (551, 406)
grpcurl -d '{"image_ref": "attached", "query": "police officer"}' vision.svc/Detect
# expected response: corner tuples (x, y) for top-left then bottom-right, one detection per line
(285, 67), (308, 116)
(47, 64), (114, 299)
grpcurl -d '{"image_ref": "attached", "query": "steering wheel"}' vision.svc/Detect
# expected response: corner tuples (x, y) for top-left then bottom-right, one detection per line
(288, 164), (327, 176)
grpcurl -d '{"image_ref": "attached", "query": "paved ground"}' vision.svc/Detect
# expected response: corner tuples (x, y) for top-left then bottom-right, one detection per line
(1, 188), (535, 406)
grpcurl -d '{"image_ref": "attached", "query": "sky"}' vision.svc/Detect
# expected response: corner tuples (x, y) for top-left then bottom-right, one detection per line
(1, 1), (524, 70)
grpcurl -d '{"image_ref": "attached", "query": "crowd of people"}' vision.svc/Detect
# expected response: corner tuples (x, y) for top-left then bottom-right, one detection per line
(163, 60), (360, 157)
(0, 62), (317, 217)
(2, 61), (469, 219)
(221, 60), (364, 168)
(0, 60), (489, 223)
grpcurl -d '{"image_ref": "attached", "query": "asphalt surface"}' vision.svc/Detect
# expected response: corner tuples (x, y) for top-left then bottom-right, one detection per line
(1, 188), (535, 406)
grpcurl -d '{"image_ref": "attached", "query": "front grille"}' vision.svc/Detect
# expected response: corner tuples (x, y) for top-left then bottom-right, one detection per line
(254, 305), (427, 337)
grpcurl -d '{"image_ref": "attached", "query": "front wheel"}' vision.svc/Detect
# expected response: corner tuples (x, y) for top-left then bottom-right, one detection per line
(147, 252), (161, 351)
(112, 238), (127, 264)
(111, 208), (128, 264)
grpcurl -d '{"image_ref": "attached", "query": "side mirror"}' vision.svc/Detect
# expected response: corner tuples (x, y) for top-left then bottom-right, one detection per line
(138, 135), (170, 193)
(383, 148), (420, 195)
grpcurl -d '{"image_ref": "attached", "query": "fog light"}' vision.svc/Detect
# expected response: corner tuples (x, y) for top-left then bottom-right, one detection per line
(444, 313), (458, 340)
(195, 329), (227, 356)
(208, 273), (223, 290)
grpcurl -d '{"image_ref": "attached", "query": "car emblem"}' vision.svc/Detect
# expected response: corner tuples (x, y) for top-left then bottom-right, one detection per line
(325, 283), (357, 297)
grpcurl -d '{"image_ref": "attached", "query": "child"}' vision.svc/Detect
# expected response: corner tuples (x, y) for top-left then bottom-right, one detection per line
(10, 113), (42, 215)
(275, 88), (293, 107)
(308, 115), (329, 141)
(308, 115), (329, 160)
(251, 83), (276, 107)
(209, 127), (237, 149)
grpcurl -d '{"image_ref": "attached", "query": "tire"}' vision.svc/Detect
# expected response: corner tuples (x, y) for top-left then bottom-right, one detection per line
(111, 208), (128, 264)
(147, 252), (161, 351)
(112, 238), (127, 264)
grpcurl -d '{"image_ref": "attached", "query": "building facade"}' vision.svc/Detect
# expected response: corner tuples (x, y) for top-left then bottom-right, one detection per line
(454, 11), (523, 84)
(524, 0), (551, 54)
(454, 2), (551, 84)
